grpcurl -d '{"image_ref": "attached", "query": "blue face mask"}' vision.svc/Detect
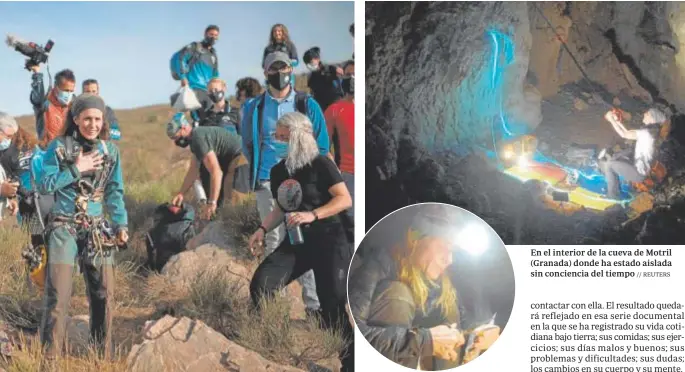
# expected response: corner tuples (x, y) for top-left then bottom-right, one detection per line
(56, 89), (74, 105)
(0, 138), (11, 151)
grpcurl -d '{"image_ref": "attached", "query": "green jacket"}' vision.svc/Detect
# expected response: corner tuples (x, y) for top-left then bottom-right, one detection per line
(38, 136), (128, 231)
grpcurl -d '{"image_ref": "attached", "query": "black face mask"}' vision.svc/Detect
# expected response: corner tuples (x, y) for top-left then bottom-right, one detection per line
(174, 137), (190, 148)
(203, 37), (216, 47)
(267, 72), (291, 91)
(342, 76), (354, 96)
(209, 90), (225, 104)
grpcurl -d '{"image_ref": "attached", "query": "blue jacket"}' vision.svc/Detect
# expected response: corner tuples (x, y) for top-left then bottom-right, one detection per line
(178, 42), (219, 91)
(39, 137), (128, 230)
(240, 91), (330, 191)
(106, 106), (121, 141)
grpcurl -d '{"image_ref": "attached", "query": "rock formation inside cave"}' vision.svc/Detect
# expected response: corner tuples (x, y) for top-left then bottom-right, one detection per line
(366, 1), (685, 244)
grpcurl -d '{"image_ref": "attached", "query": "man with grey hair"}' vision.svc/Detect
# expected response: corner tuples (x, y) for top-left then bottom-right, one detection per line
(0, 112), (20, 219)
(601, 107), (668, 199)
(248, 112), (354, 372)
(241, 51), (331, 317)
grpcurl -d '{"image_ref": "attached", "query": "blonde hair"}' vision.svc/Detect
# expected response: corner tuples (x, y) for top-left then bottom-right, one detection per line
(394, 228), (458, 319)
(276, 112), (319, 175)
(208, 78), (227, 90)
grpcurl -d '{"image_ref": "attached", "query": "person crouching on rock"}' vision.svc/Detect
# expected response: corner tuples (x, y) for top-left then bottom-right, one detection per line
(37, 93), (129, 359)
(248, 112), (354, 372)
(168, 112), (248, 220)
(601, 108), (667, 199)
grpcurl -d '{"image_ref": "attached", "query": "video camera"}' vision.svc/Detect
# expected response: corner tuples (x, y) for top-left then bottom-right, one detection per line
(5, 34), (55, 71)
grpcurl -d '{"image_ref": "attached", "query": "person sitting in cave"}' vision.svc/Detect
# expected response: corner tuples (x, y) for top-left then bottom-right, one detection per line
(348, 204), (501, 370)
(601, 108), (667, 199)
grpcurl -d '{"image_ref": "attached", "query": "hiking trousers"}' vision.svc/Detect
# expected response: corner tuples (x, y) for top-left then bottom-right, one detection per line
(39, 224), (114, 359)
(255, 181), (320, 311)
(600, 159), (645, 199)
(249, 219), (355, 372)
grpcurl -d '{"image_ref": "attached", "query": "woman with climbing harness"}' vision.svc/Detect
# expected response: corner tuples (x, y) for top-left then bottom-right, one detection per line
(600, 108), (667, 199)
(37, 93), (128, 359)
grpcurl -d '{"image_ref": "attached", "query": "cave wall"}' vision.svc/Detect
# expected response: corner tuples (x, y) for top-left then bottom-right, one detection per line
(528, 1), (685, 111)
(366, 2), (538, 179)
(367, 1), (685, 182)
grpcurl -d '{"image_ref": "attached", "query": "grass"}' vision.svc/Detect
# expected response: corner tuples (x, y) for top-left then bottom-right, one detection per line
(143, 266), (347, 369)
(1, 95), (344, 370)
(1, 333), (128, 372)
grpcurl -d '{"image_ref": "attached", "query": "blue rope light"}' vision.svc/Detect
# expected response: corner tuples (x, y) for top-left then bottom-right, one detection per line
(484, 29), (633, 204)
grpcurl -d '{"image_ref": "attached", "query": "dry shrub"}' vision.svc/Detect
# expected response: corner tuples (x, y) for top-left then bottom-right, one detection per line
(219, 195), (261, 255)
(146, 266), (346, 369)
(0, 226), (41, 331)
(182, 269), (250, 338)
(0, 333), (127, 372)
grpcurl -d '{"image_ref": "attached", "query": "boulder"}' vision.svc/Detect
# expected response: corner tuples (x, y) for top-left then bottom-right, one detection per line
(65, 315), (91, 353)
(0, 321), (16, 357)
(186, 221), (234, 251)
(162, 244), (250, 293)
(573, 98), (589, 111)
(127, 315), (304, 372)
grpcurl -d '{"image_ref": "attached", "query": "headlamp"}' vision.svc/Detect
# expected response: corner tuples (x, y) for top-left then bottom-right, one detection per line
(454, 222), (490, 257)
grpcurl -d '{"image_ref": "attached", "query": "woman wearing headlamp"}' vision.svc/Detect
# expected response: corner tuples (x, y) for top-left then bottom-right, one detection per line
(350, 204), (500, 370)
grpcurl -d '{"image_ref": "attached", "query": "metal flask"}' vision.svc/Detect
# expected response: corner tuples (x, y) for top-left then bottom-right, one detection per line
(285, 212), (304, 245)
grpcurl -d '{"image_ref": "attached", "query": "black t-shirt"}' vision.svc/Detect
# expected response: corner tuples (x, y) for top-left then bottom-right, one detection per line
(308, 65), (343, 112)
(199, 102), (240, 133)
(270, 155), (343, 214)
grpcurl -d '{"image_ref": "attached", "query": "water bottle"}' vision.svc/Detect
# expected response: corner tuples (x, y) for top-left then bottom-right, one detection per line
(193, 180), (207, 204)
(285, 212), (304, 245)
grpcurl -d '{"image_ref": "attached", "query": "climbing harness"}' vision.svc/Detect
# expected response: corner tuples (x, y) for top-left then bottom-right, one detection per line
(52, 138), (124, 261)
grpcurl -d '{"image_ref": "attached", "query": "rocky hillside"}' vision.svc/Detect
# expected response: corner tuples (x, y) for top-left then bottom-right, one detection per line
(0, 85), (346, 371)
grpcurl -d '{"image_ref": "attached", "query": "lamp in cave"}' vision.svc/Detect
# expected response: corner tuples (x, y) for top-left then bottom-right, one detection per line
(517, 155), (530, 168)
(455, 222), (490, 257)
(499, 134), (538, 168)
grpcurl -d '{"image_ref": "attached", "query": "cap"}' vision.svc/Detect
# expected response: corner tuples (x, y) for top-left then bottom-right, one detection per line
(166, 112), (189, 139)
(410, 204), (458, 245)
(264, 51), (292, 70)
(71, 93), (106, 118)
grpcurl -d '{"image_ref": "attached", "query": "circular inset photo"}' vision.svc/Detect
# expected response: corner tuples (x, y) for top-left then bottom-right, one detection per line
(348, 203), (515, 370)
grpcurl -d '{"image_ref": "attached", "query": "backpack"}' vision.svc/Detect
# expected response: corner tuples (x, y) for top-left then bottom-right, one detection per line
(145, 203), (196, 272)
(170, 42), (202, 81)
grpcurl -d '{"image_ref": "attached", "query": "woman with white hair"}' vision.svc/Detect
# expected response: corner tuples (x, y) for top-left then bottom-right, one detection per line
(248, 111), (354, 372)
(602, 107), (668, 199)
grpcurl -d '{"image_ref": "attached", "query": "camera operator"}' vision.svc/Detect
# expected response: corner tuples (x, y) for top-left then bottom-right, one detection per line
(304, 47), (344, 112)
(82, 79), (121, 141)
(29, 65), (76, 144)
